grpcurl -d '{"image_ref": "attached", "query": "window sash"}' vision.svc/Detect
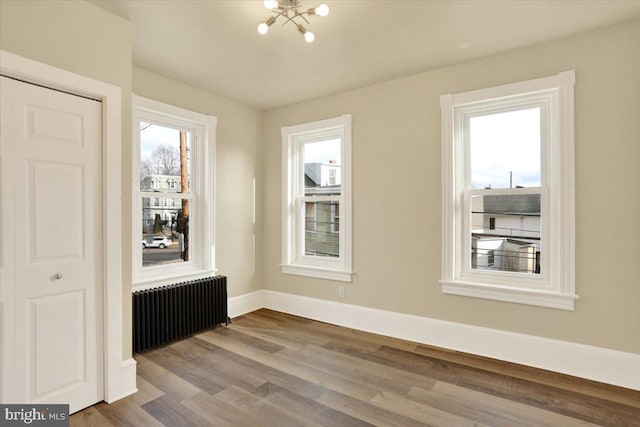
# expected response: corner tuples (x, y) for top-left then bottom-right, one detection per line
(293, 133), (344, 262)
(459, 98), (550, 191)
(296, 139), (343, 197)
(133, 95), (216, 288)
(281, 114), (352, 281)
(455, 95), (551, 286)
(440, 71), (576, 309)
(295, 196), (343, 262)
(461, 187), (548, 287)
(140, 192), (192, 199)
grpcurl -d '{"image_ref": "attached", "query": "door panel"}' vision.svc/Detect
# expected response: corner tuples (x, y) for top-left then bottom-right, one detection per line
(0, 76), (103, 413)
(31, 291), (85, 399)
(27, 105), (84, 146)
(29, 161), (84, 261)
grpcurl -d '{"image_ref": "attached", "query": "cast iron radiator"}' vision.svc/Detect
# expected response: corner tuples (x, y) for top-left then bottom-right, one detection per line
(133, 275), (228, 353)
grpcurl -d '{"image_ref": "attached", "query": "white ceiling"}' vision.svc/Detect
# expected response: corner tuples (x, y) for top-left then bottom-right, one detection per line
(89, 0), (640, 110)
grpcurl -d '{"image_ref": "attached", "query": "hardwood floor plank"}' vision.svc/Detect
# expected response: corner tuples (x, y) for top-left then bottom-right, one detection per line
(247, 310), (317, 330)
(416, 382), (600, 427)
(412, 343), (640, 409)
(214, 385), (324, 427)
(141, 394), (214, 426)
(136, 354), (201, 400)
(93, 399), (165, 427)
(210, 325), (286, 353)
(246, 309), (416, 354)
(279, 344), (438, 393)
(71, 309), (640, 426)
(289, 317), (420, 353)
(197, 331), (327, 401)
(69, 405), (113, 427)
(198, 330), (381, 401)
(230, 322), (329, 351)
(72, 379), (163, 426)
(328, 340), (640, 426)
(317, 389), (431, 427)
(170, 339), (266, 390)
(255, 382), (373, 427)
(233, 311), (346, 350)
(143, 346), (226, 395)
(130, 376), (165, 406)
(371, 390), (492, 427)
(180, 391), (268, 427)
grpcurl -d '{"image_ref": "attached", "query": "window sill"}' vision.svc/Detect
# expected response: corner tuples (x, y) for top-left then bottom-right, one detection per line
(440, 279), (577, 310)
(133, 269), (218, 292)
(282, 264), (353, 282)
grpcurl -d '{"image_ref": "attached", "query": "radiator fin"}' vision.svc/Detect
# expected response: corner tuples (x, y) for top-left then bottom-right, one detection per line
(132, 276), (228, 353)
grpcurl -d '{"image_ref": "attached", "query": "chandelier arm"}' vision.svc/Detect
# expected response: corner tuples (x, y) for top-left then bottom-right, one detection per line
(280, 13), (302, 27)
(278, 10), (311, 27)
(298, 13), (311, 25)
(268, 8), (292, 22)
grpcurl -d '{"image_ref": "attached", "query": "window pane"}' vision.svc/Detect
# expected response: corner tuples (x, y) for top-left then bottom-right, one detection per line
(303, 139), (341, 195)
(142, 197), (190, 267)
(471, 194), (541, 274)
(139, 122), (191, 194)
(470, 108), (540, 189)
(304, 201), (339, 258)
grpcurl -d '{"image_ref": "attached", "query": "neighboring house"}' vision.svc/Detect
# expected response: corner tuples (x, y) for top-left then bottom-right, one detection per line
(141, 174), (182, 232)
(141, 174), (182, 192)
(304, 162), (341, 257)
(471, 194), (541, 274)
(304, 161), (341, 188)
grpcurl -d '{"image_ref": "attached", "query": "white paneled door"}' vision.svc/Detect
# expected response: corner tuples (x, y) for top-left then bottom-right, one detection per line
(0, 76), (103, 413)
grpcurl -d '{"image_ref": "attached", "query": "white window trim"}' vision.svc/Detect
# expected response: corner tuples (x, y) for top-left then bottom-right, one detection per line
(132, 95), (216, 289)
(440, 71), (576, 310)
(330, 202), (339, 234)
(281, 114), (353, 282)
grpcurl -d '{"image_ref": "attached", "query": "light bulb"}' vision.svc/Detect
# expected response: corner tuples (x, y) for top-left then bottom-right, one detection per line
(257, 22), (269, 35)
(304, 31), (315, 43)
(263, 0), (278, 9)
(315, 4), (329, 17)
(258, 17), (276, 35)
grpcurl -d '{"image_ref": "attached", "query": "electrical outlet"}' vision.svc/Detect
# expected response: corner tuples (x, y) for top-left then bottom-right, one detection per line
(338, 286), (345, 298)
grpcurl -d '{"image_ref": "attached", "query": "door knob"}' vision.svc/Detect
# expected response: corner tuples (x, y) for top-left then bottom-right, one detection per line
(54, 273), (63, 280)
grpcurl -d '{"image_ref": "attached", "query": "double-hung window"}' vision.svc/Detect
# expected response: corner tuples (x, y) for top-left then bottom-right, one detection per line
(133, 95), (216, 287)
(282, 114), (353, 282)
(440, 71), (576, 309)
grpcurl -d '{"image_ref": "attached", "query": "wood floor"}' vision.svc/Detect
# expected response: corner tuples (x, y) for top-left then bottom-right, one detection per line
(71, 309), (640, 426)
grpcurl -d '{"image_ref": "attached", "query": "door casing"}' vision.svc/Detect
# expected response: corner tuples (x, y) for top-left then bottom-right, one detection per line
(0, 50), (136, 405)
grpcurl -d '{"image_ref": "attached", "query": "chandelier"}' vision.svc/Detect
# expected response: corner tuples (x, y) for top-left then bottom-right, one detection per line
(257, 0), (330, 43)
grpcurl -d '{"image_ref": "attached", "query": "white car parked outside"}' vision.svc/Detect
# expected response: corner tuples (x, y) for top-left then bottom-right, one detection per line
(142, 236), (172, 249)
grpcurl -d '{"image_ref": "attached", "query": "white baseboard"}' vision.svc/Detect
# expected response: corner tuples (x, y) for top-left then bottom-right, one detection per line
(232, 290), (640, 391)
(228, 290), (266, 319)
(106, 358), (137, 403)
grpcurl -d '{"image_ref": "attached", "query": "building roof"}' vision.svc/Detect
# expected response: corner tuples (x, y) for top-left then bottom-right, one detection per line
(483, 194), (540, 216)
(304, 164), (321, 187)
(304, 163), (341, 196)
(140, 174), (182, 192)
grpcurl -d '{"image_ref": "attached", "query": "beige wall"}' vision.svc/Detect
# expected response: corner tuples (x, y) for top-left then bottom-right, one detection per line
(0, 1), (263, 359)
(132, 67), (263, 298)
(1, 0), (638, 360)
(1, 0), (134, 357)
(262, 19), (640, 354)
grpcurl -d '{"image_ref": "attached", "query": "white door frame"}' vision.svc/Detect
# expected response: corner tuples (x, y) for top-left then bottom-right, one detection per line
(0, 50), (136, 404)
